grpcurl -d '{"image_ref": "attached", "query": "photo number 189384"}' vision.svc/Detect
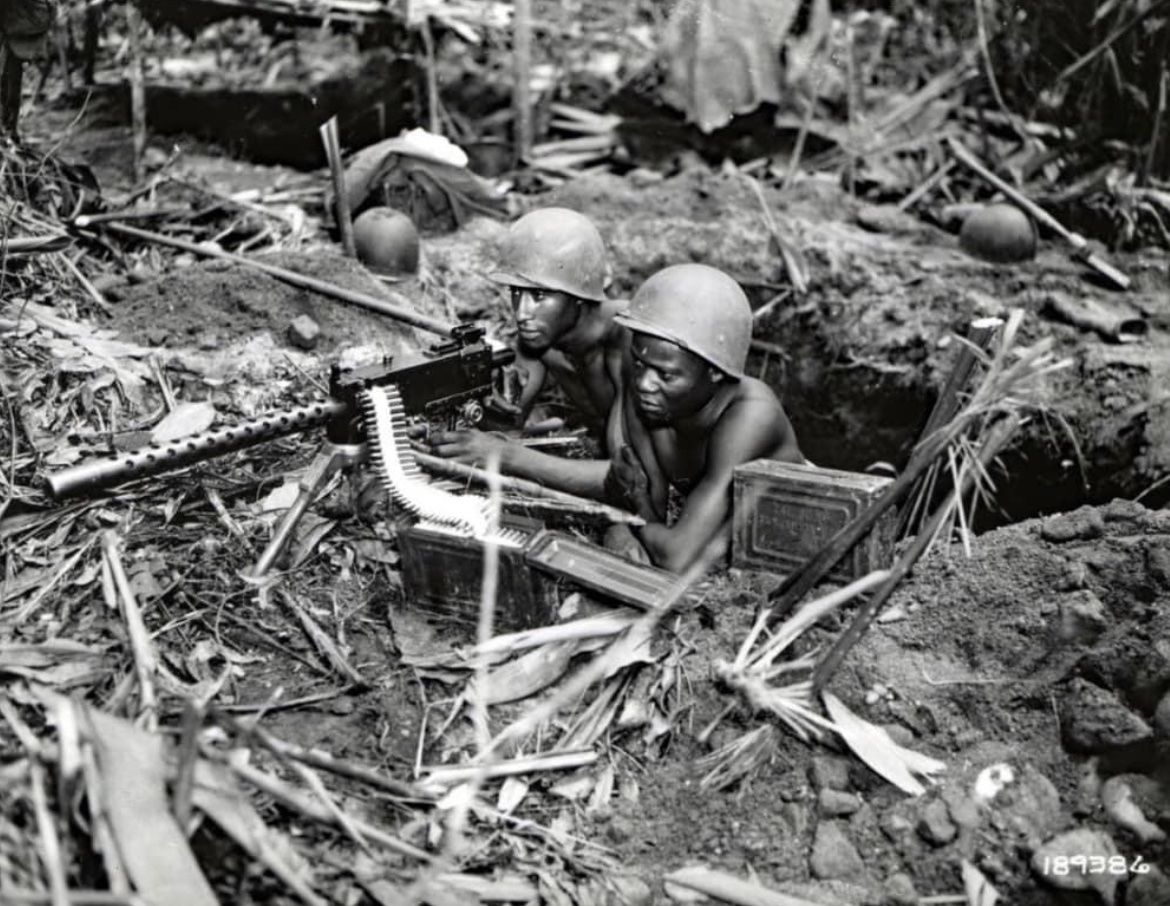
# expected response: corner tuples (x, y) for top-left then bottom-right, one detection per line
(1038, 855), (1149, 876)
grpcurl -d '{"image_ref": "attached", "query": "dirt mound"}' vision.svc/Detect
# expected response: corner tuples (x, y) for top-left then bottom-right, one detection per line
(104, 249), (429, 354)
(600, 500), (1170, 904)
(428, 170), (1170, 519)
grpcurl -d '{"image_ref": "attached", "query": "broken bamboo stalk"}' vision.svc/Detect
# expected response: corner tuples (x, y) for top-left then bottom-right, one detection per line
(897, 317), (1004, 538)
(319, 116), (356, 258)
(73, 220), (455, 338)
(811, 413), (1020, 695)
(923, 318), (1005, 441)
(948, 137), (1131, 290)
(413, 450), (646, 526)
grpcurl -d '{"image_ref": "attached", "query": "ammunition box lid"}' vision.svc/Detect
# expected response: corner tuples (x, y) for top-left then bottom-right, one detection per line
(734, 459), (894, 495)
(525, 531), (679, 611)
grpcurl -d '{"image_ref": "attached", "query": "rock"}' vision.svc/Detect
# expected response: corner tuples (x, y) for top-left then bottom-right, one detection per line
(607, 876), (653, 906)
(1031, 828), (1121, 904)
(916, 799), (957, 846)
(1154, 688), (1170, 736)
(781, 802), (811, 839)
(127, 264), (156, 284)
(287, 315), (321, 350)
(880, 812), (914, 840)
(819, 789), (862, 817)
(878, 722), (916, 747)
(1041, 508), (1106, 543)
(1099, 498), (1148, 523)
(881, 872), (918, 906)
(810, 822), (868, 882)
(984, 764), (1064, 846)
(941, 789), (980, 832)
(1100, 776), (1166, 844)
(1056, 589), (1109, 645)
(1056, 558), (1090, 591)
(1147, 542), (1170, 587)
(1127, 866), (1170, 906)
(810, 755), (852, 792)
(1061, 678), (1153, 754)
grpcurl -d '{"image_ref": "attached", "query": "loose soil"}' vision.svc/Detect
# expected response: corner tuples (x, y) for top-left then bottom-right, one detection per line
(17, 112), (1170, 904)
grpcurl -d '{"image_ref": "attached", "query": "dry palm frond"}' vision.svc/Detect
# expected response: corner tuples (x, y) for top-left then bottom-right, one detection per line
(715, 571), (890, 743)
(697, 725), (780, 791)
(900, 309), (1073, 547)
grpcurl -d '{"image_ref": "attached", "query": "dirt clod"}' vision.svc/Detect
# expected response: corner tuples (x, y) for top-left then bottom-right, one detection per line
(1041, 508), (1108, 543)
(916, 798), (958, 846)
(819, 789), (862, 818)
(287, 314), (321, 350)
(1060, 679), (1153, 754)
(809, 821), (869, 884)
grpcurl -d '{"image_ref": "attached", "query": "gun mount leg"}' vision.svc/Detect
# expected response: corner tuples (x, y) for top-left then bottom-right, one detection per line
(251, 443), (365, 578)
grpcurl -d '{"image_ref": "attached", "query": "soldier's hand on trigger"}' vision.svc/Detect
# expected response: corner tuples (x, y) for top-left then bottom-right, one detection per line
(427, 428), (510, 467)
(485, 362), (528, 427)
(604, 445), (655, 519)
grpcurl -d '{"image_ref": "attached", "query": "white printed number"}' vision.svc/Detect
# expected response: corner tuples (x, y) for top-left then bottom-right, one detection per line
(1040, 855), (1149, 875)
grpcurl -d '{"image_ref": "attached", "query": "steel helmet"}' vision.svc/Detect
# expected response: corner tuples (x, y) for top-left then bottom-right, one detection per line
(615, 264), (752, 379)
(488, 207), (609, 303)
(353, 206), (420, 275)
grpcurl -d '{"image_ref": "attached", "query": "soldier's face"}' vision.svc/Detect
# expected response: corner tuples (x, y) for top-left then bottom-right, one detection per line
(629, 335), (720, 427)
(510, 287), (580, 353)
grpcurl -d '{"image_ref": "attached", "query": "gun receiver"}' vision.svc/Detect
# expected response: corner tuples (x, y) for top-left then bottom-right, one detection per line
(46, 323), (515, 500)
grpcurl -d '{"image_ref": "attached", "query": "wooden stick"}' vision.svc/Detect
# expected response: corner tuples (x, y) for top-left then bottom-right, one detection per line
(0, 893), (144, 906)
(665, 867), (828, 906)
(919, 318), (1004, 445)
(223, 757), (434, 863)
(764, 438), (942, 621)
(74, 221), (455, 338)
(897, 158), (956, 211)
(948, 138), (1131, 290)
(420, 749), (598, 787)
(512, 0), (534, 165)
(126, 5), (147, 184)
(28, 758), (69, 906)
(171, 700), (202, 831)
(419, 16), (441, 135)
(812, 414), (1019, 694)
(212, 709), (434, 802)
(413, 450), (645, 526)
(318, 117), (356, 257)
(101, 532), (158, 729)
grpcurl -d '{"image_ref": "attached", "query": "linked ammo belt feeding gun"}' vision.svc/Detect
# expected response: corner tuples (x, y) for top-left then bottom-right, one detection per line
(46, 323), (515, 576)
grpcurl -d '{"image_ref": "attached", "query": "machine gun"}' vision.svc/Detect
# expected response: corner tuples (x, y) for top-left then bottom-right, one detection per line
(46, 323), (515, 576)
